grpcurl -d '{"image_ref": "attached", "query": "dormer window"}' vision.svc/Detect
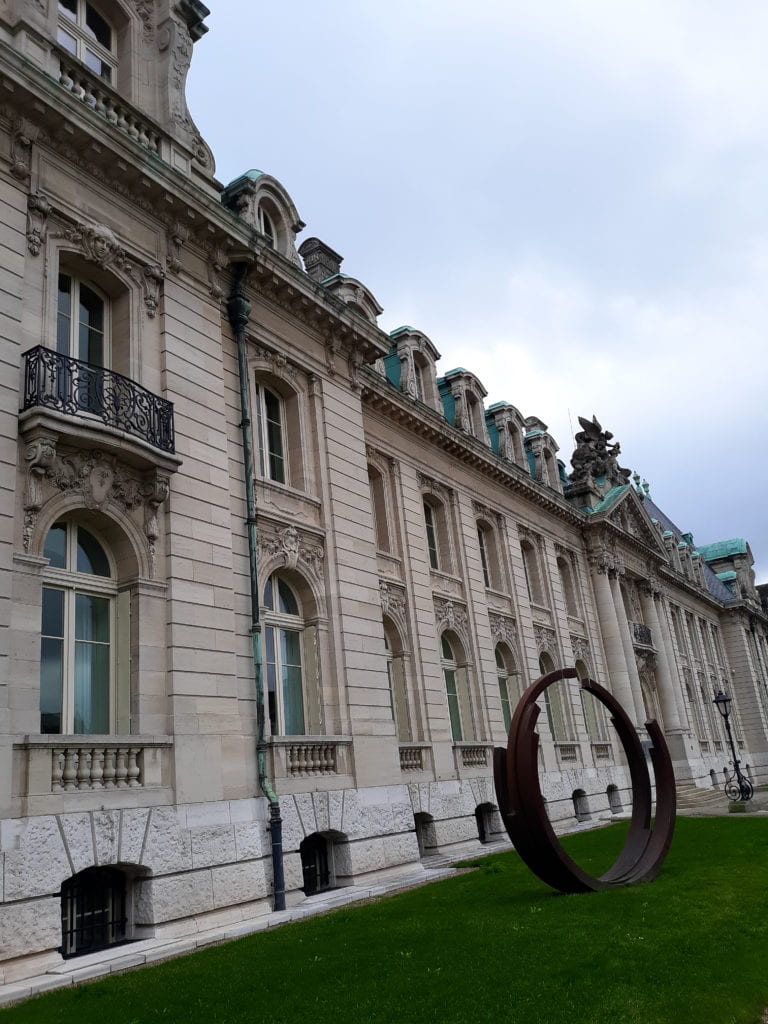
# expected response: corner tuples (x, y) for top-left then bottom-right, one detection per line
(58, 0), (115, 83)
(258, 206), (276, 247)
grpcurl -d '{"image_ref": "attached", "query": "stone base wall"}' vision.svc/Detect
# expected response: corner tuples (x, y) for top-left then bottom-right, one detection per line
(0, 765), (665, 979)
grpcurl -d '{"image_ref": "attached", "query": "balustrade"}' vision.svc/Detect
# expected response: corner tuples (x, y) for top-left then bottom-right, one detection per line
(53, 744), (142, 791)
(399, 745), (430, 772)
(57, 54), (161, 155)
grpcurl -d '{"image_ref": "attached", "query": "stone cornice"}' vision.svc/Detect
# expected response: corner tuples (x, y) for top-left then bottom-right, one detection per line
(361, 370), (585, 526)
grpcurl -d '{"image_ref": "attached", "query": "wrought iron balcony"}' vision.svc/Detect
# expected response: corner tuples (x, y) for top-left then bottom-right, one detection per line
(631, 621), (653, 648)
(22, 346), (175, 454)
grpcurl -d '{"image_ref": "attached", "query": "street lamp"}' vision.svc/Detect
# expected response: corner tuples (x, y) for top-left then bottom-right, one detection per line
(712, 690), (753, 802)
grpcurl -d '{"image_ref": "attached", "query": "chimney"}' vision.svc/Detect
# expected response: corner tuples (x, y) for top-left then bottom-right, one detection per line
(298, 237), (344, 283)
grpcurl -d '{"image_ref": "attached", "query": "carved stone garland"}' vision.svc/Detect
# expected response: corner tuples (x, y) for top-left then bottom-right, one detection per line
(434, 597), (469, 639)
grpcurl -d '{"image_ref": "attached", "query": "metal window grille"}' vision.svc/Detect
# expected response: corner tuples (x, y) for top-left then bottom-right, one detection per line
(60, 867), (127, 958)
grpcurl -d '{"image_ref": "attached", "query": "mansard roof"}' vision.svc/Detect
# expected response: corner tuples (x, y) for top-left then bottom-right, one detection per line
(697, 539), (749, 562)
(642, 496), (735, 603)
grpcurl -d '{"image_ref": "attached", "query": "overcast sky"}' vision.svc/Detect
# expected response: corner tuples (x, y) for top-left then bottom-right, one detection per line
(187, 1), (768, 583)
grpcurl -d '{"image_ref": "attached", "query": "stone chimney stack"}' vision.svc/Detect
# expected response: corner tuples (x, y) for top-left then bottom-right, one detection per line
(299, 237), (344, 283)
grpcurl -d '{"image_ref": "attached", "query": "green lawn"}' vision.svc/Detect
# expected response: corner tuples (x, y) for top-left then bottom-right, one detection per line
(4, 817), (768, 1024)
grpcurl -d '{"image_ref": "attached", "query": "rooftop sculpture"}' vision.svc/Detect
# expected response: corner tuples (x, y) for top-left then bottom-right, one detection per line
(570, 415), (632, 490)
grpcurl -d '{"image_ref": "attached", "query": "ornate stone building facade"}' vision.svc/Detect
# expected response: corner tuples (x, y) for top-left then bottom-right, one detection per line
(2, 0), (768, 982)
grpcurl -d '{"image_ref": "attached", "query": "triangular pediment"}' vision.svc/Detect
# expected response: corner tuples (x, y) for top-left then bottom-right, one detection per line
(588, 487), (669, 559)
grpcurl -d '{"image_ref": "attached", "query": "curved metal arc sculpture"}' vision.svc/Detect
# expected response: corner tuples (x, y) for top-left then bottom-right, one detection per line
(493, 668), (676, 893)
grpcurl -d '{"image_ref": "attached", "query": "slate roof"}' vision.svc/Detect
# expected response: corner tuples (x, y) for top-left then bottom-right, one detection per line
(641, 496), (735, 603)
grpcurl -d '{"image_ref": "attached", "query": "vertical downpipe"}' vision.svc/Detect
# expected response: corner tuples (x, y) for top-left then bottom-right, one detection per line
(227, 262), (286, 912)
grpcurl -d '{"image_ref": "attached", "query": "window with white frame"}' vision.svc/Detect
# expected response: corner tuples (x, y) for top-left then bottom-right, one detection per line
(495, 644), (519, 733)
(264, 573), (305, 735)
(441, 633), (463, 741)
(424, 501), (440, 571)
(254, 383), (287, 484)
(520, 537), (545, 606)
(40, 520), (116, 735)
(57, 0), (116, 83)
(368, 465), (391, 553)
(423, 497), (452, 573)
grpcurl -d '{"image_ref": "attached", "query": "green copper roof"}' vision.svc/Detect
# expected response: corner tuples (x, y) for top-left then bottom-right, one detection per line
(224, 169), (264, 190)
(697, 539), (748, 562)
(716, 571), (737, 582)
(443, 368), (468, 377)
(390, 326), (415, 336)
(587, 485), (630, 514)
(487, 401), (510, 411)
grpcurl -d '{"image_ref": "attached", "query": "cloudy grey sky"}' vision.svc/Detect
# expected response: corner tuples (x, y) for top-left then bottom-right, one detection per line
(187, 1), (768, 582)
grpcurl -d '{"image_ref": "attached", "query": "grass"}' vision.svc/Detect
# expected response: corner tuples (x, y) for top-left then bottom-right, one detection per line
(3, 817), (768, 1024)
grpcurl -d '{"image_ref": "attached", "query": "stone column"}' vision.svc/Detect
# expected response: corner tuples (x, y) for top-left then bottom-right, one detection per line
(640, 581), (682, 734)
(590, 555), (637, 723)
(656, 593), (690, 730)
(609, 569), (647, 725)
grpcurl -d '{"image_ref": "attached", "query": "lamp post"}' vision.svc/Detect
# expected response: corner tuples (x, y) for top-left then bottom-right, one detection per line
(712, 690), (753, 802)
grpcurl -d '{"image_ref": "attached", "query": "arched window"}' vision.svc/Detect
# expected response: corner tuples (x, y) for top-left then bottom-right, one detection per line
(300, 833), (332, 895)
(572, 789), (591, 822)
(557, 555), (579, 618)
(539, 652), (571, 741)
(423, 498), (452, 573)
(495, 644), (519, 733)
(264, 573), (305, 735)
(384, 618), (411, 741)
(254, 382), (286, 484)
(520, 537), (545, 606)
(476, 520), (500, 590)
(258, 205), (276, 246)
(441, 632), (472, 742)
(40, 520), (116, 734)
(575, 658), (607, 741)
(368, 465), (391, 553)
(57, 0), (116, 83)
(606, 784), (623, 814)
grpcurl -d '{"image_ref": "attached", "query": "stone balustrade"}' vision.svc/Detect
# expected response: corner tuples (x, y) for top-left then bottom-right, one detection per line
(15, 736), (172, 804)
(453, 743), (493, 770)
(269, 736), (352, 781)
(398, 743), (431, 773)
(57, 53), (162, 156)
(555, 742), (580, 765)
(592, 742), (613, 762)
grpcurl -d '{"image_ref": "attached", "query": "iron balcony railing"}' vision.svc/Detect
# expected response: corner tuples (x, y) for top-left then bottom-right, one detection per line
(22, 346), (175, 455)
(631, 621), (653, 648)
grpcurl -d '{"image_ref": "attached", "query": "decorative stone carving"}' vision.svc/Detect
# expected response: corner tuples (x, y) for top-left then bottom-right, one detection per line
(252, 345), (299, 383)
(159, 16), (212, 169)
(10, 117), (38, 180)
(141, 263), (164, 318)
(489, 612), (518, 650)
(434, 597), (469, 638)
(259, 523), (325, 582)
(324, 334), (338, 376)
(534, 624), (557, 656)
(417, 472), (450, 504)
(380, 581), (406, 622)
(26, 192), (50, 256)
(472, 500), (501, 525)
(570, 634), (591, 666)
(166, 220), (188, 274)
(128, 0), (155, 40)
(348, 347), (365, 391)
(70, 221), (129, 271)
(22, 441), (170, 573)
(569, 415), (632, 489)
(207, 246), (227, 301)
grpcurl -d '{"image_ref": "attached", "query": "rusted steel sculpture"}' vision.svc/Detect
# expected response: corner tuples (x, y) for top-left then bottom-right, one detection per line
(494, 667), (676, 893)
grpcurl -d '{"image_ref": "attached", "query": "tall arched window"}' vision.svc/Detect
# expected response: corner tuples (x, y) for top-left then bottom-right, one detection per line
(520, 537), (545, 606)
(423, 498), (452, 573)
(383, 618), (411, 741)
(557, 555), (580, 618)
(368, 465), (391, 553)
(575, 658), (607, 741)
(538, 652), (570, 741)
(40, 520), (116, 734)
(254, 383), (286, 484)
(264, 573), (305, 735)
(495, 644), (519, 733)
(476, 520), (500, 590)
(57, 0), (116, 83)
(441, 632), (472, 741)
